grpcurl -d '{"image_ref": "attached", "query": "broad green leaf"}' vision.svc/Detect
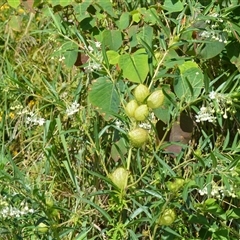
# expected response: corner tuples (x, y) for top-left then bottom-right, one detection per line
(128, 25), (139, 48)
(102, 29), (122, 51)
(89, 77), (120, 120)
(197, 40), (226, 59)
(97, 0), (117, 18)
(174, 61), (204, 102)
(106, 50), (120, 65)
(137, 25), (153, 47)
(118, 48), (149, 83)
(48, 0), (72, 7)
(139, 8), (158, 24)
(162, 0), (184, 13)
(74, 2), (91, 22)
(64, 50), (78, 68)
(59, 0), (72, 7)
(117, 12), (130, 30)
(62, 42), (79, 68)
(7, 0), (20, 8)
(9, 16), (22, 32)
(111, 137), (127, 162)
(131, 10), (141, 23)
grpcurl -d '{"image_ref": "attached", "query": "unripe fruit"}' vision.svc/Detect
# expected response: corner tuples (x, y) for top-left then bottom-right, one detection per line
(45, 196), (54, 208)
(167, 178), (185, 193)
(147, 90), (164, 109)
(134, 104), (149, 121)
(175, 178), (185, 188)
(158, 209), (176, 226)
(128, 128), (148, 147)
(134, 84), (150, 103)
(109, 167), (128, 190)
(37, 222), (48, 234)
(125, 100), (139, 118)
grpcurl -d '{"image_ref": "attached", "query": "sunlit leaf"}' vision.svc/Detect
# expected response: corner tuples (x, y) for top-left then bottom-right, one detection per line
(7, 0), (20, 8)
(118, 48), (149, 83)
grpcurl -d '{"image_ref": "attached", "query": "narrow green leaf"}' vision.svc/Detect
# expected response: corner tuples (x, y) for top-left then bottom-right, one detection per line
(48, 7), (66, 34)
(154, 153), (176, 177)
(222, 130), (230, 150)
(210, 152), (217, 169)
(80, 198), (112, 223)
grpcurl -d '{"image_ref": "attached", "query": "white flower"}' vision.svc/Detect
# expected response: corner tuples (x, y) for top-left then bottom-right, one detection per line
(26, 112), (46, 126)
(95, 41), (101, 48)
(37, 118), (46, 126)
(88, 46), (94, 52)
(139, 122), (151, 130)
(199, 187), (208, 196)
(59, 56), (65, 62)
(196, 106), (216, 123)
(209, 91), (217, 99)
(92, 62), (101, 70)
(66, 101), (80, 116)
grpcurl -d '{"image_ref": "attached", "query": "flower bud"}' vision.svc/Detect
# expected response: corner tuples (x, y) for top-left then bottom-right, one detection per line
(158, 209), (176, 226)
(134, 104), (149, 121)
(147, 90), (164, 109)
(134, 84), (150, 103)
(128, 128), (148, 147)
(125, 100), (139, 118)
(109, 167), (128, 190)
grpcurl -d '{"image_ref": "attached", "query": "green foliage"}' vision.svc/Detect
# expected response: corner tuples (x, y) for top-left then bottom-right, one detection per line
(118, 49), (149, 83)
(1, 0), (240, 239)
(89, 77), (120, 120)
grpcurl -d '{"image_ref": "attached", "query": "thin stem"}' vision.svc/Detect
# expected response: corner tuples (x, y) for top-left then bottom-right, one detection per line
(126, 147), (132, 171)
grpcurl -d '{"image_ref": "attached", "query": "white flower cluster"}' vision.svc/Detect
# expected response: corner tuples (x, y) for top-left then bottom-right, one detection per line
(199, 182), (236, 199)
(196, 91), (233, 123)
(0, 200), (34, 219)
(199, 14), (228, 44)
(66, 101), (80, 116)
(196, 106), (216, 123)
(199, 30), (227, 43)
(84, 41), (102, 73)
(26, 111), (46, 126)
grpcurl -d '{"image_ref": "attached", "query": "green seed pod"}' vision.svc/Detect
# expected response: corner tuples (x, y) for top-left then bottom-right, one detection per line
(134, 84), (150, 103)
(37, 222), (49, 234)
(125, 100), (139, 118)
(134, 104), (149, 121)
(128, 128), (148, 147)
(158, 209), (176, 226)
(167, 178), (185, 193)
(45, 196), (54, 208)
(109, 167), (129, 190)
(147, 90), (164, 109)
